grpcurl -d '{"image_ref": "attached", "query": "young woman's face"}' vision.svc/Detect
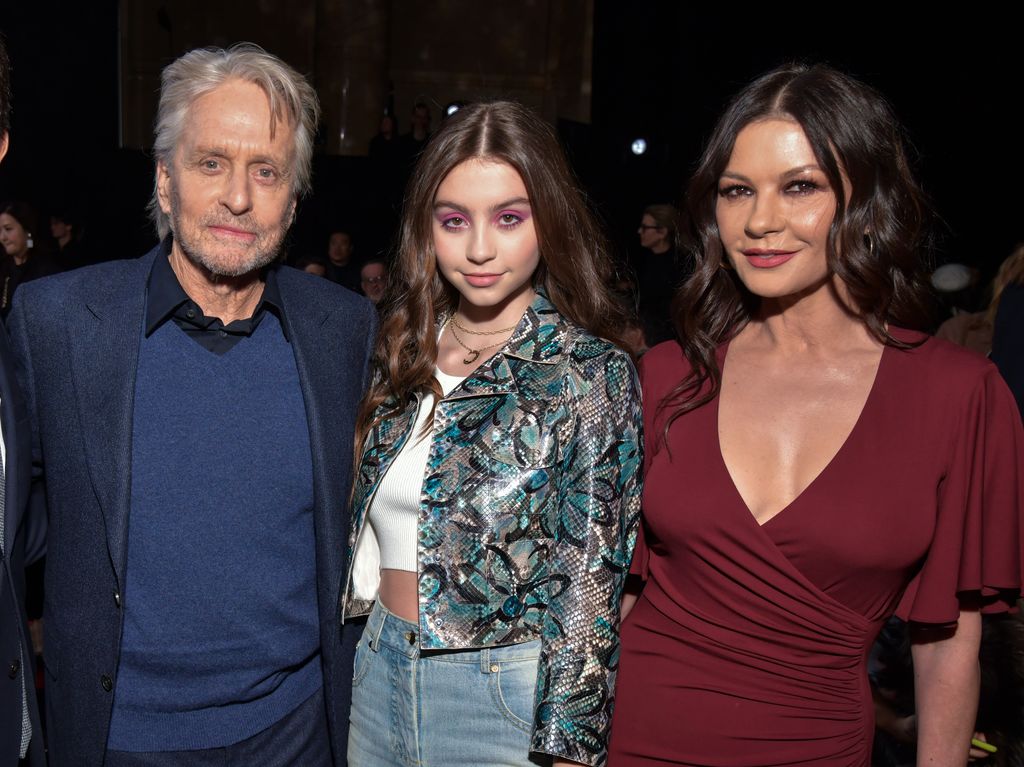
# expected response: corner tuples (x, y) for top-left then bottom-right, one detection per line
(715, 119), (845, 302)
(0, 213), (30, 260)
(432, 159), (540, 319)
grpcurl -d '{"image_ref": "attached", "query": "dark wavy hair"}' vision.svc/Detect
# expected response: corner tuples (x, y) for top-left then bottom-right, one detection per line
(665, 63), (932, 426)
(355, 100), (626, 452)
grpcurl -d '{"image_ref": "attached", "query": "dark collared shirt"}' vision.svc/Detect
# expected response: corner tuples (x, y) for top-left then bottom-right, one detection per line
(145, 241), (288, 355)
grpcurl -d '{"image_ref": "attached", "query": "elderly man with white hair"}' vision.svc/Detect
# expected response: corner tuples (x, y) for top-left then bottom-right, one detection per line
(7, 44), (376, 767)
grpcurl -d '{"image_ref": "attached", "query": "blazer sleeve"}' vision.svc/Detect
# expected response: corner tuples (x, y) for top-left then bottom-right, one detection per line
(4, 291), (47, 564)
(530, 340), (643, 766)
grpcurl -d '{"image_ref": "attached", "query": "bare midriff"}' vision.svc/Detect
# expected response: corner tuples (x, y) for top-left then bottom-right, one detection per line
(378, 569), (419, 623)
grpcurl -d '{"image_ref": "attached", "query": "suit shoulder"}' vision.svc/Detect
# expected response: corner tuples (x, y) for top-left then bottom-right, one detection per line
(13, 256), (148, 309)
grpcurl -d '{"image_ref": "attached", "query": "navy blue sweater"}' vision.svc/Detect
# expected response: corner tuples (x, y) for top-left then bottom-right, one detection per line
(106, 314), (321, 751)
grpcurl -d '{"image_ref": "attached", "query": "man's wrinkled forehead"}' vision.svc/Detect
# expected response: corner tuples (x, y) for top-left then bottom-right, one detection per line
(173, 79), (295, 168)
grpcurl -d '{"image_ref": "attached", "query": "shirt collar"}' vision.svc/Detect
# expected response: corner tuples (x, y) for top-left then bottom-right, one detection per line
(500, 290), (570, 364)
(144, 237), (287, 338)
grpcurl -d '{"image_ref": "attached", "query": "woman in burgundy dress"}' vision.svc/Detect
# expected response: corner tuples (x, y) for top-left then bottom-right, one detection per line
(608, 63), (1024, 766)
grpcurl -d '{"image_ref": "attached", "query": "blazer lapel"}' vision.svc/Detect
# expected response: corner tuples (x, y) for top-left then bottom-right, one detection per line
(65, 251), (154, 584)
(275, 276), (346, 569)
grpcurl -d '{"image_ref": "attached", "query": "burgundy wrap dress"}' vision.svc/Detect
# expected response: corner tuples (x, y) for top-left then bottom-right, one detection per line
(608, 331), (1024, 766)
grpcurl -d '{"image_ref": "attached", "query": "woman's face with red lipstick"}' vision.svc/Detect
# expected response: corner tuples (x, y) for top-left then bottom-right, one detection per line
(715, 118), (847, 301)
(432, 158), (540, 319)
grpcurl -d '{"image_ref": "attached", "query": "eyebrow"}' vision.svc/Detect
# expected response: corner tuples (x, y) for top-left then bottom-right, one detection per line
(189, 146), (287, 167)
(719, 165), (822, 183)
(433, 196), (532, 213)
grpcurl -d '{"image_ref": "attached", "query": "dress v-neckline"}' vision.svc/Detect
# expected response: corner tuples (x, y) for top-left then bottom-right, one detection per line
(715, 340), (889, 530)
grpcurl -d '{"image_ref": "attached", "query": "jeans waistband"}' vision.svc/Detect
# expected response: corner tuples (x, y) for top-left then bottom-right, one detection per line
(365, 600), (420, 659)
(363, 601), (542, 669)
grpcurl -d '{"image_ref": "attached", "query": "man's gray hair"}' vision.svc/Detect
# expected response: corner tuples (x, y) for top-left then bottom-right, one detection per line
(148, 43), (320, 239)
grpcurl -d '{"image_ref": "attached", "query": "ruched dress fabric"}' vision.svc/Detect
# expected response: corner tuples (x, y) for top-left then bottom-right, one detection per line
(608, 331), (1024, 767)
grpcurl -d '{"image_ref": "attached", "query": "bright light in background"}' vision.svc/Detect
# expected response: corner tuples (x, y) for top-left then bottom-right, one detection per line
(446, 103), (461, 116)
(631, 138), (647, 156)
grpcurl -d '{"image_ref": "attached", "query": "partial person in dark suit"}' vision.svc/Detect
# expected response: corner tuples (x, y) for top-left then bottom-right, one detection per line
(7, 43), (376, 767)
(0, 32), (46, 767)
(992, 276), (1024, 419)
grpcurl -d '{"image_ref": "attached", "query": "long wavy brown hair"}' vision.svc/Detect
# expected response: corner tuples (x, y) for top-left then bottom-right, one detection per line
(664, 63), (933, 431)
(354, 100), (626, 456)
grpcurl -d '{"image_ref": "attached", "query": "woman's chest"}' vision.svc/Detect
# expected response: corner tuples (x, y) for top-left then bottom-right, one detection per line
(644, 391), (948, 620)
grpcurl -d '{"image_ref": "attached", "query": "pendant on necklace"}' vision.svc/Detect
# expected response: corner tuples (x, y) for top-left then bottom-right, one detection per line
(462, 350), (480, 364)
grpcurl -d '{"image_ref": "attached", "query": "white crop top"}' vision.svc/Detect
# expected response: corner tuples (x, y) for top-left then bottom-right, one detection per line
(366, 368), (465, 571)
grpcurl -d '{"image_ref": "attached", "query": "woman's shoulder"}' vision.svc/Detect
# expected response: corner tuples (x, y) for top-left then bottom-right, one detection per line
(551, 322), (639, 403)
(889, 326), (1001, 394)
(638, 339), (702, 395)
(640, 339), (690, 374)
(553, 314), (635, 367)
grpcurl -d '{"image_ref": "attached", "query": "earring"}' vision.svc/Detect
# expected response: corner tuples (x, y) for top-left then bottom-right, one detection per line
(864, 231), (874, 255)
(27, 233), (34, 249)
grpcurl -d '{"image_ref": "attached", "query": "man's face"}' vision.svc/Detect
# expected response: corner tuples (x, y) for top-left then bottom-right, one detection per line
(327, 232), (352, 266)
(360, 262), (387, 303)
(156, 78), (297, 278)
(51, 217), (71, 241)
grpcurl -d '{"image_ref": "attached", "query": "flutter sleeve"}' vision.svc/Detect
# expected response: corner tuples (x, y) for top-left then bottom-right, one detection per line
(896, 365), (1024, 625)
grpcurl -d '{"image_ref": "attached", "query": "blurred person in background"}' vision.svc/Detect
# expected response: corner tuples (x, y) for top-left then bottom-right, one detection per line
(936, 245), (1024, 357)
(358, 257), (388, 305)
(634, 203), (689, 345)
(992, 244), (1024, 418)
(1, 201), (59, 319)
(50, 206), (85, 271)
(325, 228), (360, 291)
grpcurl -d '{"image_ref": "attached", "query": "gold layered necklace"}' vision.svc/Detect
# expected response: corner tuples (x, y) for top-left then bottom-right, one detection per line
(446, 316), (516, 364)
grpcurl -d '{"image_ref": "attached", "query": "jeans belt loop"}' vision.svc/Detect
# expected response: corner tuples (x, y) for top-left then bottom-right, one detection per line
(480, 647), (494, 674)
(369, 605), (387, 652)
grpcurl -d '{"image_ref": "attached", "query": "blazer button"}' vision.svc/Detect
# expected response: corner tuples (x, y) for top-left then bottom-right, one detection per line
(7, 659), (19, 679)
(101, 674), (113, 692)
(114, 591), (122, 608)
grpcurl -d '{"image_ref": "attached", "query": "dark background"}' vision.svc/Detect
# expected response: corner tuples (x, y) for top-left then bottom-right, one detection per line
(0, 3), (1018, 289)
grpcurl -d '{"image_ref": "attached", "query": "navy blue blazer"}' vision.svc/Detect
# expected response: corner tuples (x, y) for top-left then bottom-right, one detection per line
(0, 323), (45, 766)
(6, 245), (376, 766)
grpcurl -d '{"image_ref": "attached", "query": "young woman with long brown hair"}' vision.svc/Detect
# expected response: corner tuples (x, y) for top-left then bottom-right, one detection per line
(342, 101), (642, 767)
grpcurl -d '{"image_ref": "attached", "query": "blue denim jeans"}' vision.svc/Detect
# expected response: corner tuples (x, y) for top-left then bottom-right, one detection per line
(347, 600), (544, 766)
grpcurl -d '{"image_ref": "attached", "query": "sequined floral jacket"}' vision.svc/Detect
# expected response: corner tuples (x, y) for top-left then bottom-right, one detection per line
(342, 293), (643, 766)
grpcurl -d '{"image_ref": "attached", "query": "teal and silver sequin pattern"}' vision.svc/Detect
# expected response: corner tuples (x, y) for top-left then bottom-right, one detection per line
(344, 293), (643, 766)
